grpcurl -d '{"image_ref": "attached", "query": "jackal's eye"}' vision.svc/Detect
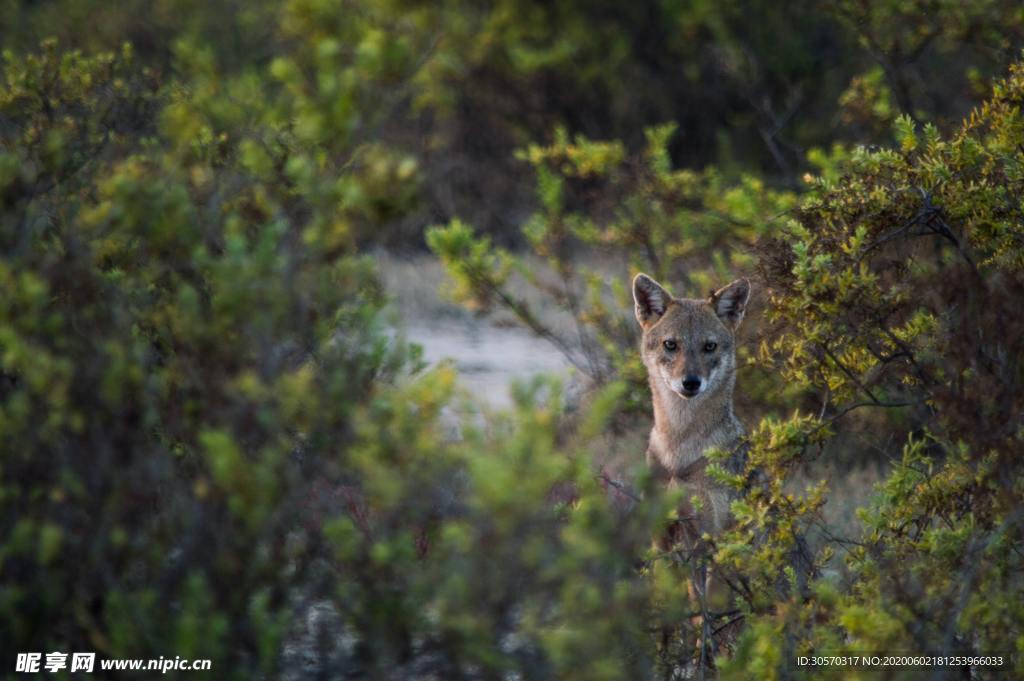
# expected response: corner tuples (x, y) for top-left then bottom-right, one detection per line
(703, 341), (717, 353)
(662, 339), (677, 352)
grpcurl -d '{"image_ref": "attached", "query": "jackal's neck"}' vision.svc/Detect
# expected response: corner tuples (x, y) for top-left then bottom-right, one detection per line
(648, 373), (740, 472)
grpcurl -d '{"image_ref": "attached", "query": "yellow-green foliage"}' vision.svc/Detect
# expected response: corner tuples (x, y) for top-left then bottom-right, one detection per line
(4, 4), (1024, 680)
(720, 60), (1024, 680)
(0, 37), (420, 678)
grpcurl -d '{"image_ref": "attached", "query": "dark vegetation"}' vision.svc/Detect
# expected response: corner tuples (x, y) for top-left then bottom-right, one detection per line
(2, 0), (1024, 678)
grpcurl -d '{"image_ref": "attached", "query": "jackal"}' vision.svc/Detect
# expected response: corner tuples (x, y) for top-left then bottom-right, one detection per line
(632, 273), (750, 539)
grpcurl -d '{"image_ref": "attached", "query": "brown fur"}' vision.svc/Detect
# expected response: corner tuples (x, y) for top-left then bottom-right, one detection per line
(634, 273), (752, 668)
(632, 273), (750, 538)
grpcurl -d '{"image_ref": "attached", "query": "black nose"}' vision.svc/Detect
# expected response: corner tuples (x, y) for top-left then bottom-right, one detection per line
(682, 377), (701, 394)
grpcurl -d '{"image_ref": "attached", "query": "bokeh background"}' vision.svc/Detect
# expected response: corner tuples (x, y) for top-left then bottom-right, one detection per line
(2, 1), (1024, 678)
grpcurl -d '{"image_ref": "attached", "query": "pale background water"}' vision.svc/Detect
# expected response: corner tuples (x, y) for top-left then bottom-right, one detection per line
(378, 252), (576, 409)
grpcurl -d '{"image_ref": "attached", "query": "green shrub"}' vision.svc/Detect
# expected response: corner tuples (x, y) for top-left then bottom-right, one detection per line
(722, 60), (1024, 679)
(0, 39), (419, 678)
(429, 58), (1024, 678)
(4, 10), (1024, 681)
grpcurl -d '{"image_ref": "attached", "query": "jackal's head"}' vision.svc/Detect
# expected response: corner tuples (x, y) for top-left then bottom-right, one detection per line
(632, 273), (750, 400)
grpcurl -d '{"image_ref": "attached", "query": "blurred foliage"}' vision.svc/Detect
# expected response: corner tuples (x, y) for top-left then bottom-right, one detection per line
(0, 23), (686, 681)
(0, 34), (418, 677)
(3, 1), (1024, 679)
(3, 0), (1024, 243)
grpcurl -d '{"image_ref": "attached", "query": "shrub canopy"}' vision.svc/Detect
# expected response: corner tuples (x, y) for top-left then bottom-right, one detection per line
(2, 3), (1024, 679)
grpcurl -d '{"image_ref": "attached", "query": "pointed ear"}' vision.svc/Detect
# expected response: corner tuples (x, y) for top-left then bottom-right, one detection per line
(711, 278), (750, 330)
(633, 273), (672, 326)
